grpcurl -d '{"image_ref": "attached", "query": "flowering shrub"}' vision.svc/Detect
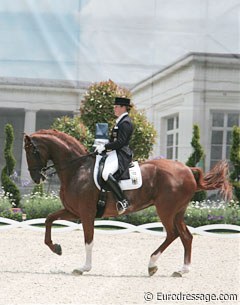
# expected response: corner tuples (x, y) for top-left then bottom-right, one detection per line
(80, 80), (157, 161)
(52, 116), (94, 151)
(20, 192), (62, 219)
(0, 191), (62, 220)
(0, 191), (12, 212)
(0, 190), (23, 221)
(1, 189), (239, 226)
(108, 200), (240, 227)
(185, 200), (240, 227)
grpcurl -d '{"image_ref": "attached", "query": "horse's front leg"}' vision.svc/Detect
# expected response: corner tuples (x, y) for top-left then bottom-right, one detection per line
(45, 209), (78, 255)
(73, 218), (95, 275)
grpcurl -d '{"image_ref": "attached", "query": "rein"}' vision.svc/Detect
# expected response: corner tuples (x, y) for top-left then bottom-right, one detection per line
(40, 152), (97, 178)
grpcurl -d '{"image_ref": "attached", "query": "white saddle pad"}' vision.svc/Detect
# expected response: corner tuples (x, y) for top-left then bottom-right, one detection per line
(93, 155), (142, 191)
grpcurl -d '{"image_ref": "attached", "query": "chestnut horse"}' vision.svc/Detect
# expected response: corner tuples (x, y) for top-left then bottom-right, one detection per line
(24, 129), (232, 276)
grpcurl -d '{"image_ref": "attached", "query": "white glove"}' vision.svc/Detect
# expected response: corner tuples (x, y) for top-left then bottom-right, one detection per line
(95, 144), (105, 154)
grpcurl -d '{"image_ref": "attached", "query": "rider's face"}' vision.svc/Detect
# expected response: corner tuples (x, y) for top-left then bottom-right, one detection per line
(114, 105), (127, 117)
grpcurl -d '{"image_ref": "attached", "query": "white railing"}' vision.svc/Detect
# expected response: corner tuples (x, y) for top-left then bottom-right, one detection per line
(0, 217), (240, 238)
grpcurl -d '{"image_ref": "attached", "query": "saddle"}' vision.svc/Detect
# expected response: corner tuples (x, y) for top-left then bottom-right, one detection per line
(93, 154), (142, 191)
(94, 154), (142, 218)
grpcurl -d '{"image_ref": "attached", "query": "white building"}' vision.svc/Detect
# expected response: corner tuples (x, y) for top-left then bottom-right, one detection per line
(0, 52), (239, 183)
(0, 78), (89, 179)
(131, 52), (240, 171)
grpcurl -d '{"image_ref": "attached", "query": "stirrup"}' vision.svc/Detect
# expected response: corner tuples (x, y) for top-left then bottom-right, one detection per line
(116, 199), (130, 215)
(97, 199), (105, 207)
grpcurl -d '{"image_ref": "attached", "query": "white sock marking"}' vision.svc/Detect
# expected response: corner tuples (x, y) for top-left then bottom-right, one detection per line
(79, 241), (93, 272)
(148, 252), (161, 268)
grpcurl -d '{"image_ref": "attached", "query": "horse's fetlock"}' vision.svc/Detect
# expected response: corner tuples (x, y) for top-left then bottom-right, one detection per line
(44, 239), (52, 246)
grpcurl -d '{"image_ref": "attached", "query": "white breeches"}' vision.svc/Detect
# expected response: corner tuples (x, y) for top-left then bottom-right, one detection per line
(102, 150), (119, 181)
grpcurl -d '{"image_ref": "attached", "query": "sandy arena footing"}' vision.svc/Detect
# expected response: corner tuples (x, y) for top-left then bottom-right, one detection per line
(0, 229), (239, 304)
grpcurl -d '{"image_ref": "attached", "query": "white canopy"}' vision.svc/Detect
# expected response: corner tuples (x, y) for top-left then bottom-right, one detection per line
(0, 0), (239, 84)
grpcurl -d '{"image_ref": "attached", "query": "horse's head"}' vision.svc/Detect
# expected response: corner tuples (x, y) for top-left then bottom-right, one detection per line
(24, 134), (48, 184)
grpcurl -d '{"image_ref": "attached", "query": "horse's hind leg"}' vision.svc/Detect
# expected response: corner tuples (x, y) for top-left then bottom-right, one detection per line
(148, 217), (179, 276)
(45, 209), (78, 255)
(173, 211), (193, 276)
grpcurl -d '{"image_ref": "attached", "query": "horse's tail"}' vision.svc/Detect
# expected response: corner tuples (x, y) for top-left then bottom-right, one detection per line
(190, 160), (233, 201)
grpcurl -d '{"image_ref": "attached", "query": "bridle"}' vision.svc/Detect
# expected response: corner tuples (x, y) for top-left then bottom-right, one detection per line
(25, 139), (48, 179)
(25, 138), (96, 179)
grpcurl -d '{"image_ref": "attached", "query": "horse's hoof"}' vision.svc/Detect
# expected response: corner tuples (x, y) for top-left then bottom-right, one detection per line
(54, 244), (62, 256)
(171, 271), (182, 277)
(148, 266), (158, 276)
(72, 269), (83, 276)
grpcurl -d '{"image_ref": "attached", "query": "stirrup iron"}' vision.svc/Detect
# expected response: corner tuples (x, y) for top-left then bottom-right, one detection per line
(117, 199), (129, 215)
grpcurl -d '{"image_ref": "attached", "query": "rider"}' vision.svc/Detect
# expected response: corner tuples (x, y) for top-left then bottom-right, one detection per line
(95, 97), (134, 215)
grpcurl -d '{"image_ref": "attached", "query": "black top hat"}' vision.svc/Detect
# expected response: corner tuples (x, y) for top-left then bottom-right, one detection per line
(114, 97), (132, 107)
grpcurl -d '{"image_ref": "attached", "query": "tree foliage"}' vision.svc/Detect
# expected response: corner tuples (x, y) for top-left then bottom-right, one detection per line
(52, 115), (94, 151)
(230, 125), (240, 201)
(186, 124), (206, 201)
(80, 80), (122, 134)
(80, 80), (156, 161)
(129, 107), (156, 160)
(1, 124), (21, 207)
(186, 124), (205, 167)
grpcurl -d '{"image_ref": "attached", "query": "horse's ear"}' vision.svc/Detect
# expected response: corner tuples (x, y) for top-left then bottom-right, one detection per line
(24, 134), (31, 144)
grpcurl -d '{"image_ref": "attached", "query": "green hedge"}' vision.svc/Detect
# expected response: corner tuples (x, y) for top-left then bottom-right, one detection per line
(184, 200), (240, 227)
(0, 191), (239, 227)
(21, 192), (62, 219)
(0, 191), (62, 221)
(107, 200), (240, 227)
(0, 193), (23, 221)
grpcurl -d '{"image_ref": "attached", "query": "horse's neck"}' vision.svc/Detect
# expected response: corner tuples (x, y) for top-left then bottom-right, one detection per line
(47, 139), (94, 185)
(47, 137), (85, 167)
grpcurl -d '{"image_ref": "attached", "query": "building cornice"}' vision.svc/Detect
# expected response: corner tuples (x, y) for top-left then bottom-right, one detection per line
(131, 52), (240, 93)
(0, 77), (91, 92)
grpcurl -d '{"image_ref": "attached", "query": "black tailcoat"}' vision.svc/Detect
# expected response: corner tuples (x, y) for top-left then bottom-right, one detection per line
(105, 114), (133, 179)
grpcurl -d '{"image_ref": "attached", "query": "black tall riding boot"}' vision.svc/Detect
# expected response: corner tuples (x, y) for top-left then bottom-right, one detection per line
(106, 174), (130, 215)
